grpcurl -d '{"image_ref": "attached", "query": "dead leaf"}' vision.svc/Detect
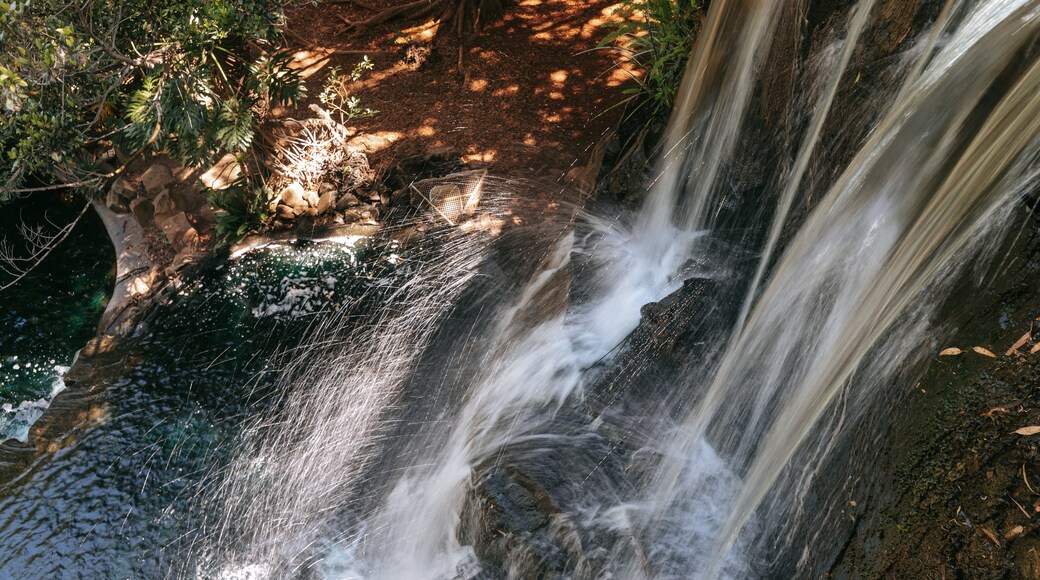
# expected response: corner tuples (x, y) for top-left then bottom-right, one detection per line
(1032, 342), (1040, 354)
(981, 526), (1001, 546)
(1005, 525), (1025, 540)
(972, 346), (998, 358)
(939, 347), (963, 356)
(1013, 426), (1040, 436)
(1007, 332), (1032, 356)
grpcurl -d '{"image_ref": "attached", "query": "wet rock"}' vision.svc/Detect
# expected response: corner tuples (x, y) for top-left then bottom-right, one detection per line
(141, 164), (174, 195)
(459, 432), (632, 579)
(130, 197), (154, 228)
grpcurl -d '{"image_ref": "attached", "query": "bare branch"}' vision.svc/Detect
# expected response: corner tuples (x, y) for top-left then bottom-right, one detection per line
(0, 203), (91, 291)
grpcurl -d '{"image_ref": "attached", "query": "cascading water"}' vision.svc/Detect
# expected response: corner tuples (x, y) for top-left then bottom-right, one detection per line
(194, 0), (1040, 578)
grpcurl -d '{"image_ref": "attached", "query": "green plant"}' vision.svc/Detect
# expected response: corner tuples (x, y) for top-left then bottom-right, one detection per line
(206, 172), (274, 244)
(600, 0), (702, 121)
(0, 0), (305, 197)
(319, 57), (378, 125)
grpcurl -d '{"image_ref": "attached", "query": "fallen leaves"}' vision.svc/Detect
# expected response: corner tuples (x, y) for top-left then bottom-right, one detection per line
(939, 347), (963, 356)
(1005, 525), (1025, 540)
(1007, 331), (1032, 356)
(973, 346), (998, 358)
(1012, 426), (1040, 436)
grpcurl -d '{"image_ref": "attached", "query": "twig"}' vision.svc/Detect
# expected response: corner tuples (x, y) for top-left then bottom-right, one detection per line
(0, 203), (91, 291)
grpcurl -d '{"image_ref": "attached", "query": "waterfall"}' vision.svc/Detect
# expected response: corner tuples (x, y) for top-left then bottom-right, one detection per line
(639, 0), (1040, 576)
(199, 0), (1040, 577)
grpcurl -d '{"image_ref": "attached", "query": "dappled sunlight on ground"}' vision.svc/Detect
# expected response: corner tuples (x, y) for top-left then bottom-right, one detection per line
(283, 0), (637, 182)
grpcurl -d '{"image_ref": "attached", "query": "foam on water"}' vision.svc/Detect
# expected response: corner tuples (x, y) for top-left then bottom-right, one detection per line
(0, 364), (69, 442)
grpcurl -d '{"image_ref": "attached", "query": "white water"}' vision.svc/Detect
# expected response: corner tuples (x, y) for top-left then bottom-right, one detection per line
(0, 364), (68, 443)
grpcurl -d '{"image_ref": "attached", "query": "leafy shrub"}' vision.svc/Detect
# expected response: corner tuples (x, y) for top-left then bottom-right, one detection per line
(0, 0), (305, 194)
(600, 0), (702, 121)
(207, 172), (274, 245)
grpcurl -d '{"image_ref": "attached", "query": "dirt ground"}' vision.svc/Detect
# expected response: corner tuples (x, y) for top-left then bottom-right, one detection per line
(280, 0), (632, 181)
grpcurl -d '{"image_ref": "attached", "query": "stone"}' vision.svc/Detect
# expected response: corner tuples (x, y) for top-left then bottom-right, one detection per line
(130, 197), (154, 228)
(276, 204), (296, 220)
(141, 164), (174, 195)
(279, 182), (308, 208)
(153, 189), (178, 222)
(169, 186), (205, 213)
(195, 204), (218, 226)
(105, 189), (129, 213)
(158, 212), (198, 252)
(111, 178), (136, 198)
(424, 144), (456, 160)
(317, 191), (335, 214)
(332, 213), (345, 225)
(305, 206), (319, 218)
(336, 192), (360, 211)
(303, 190), (320, 208)
(198, 153), (242, 190)
(166, 249), (199, 276)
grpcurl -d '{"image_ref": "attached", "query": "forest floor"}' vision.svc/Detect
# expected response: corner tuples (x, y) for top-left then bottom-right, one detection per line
(279, 0), (631, 181)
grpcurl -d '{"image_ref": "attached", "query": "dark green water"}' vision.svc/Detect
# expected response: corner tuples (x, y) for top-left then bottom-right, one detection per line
(0, 235), (401, 576)
(0, 196), (113, 440)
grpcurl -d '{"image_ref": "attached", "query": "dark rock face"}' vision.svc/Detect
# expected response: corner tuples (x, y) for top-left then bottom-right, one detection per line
(459, 426), (633, 580)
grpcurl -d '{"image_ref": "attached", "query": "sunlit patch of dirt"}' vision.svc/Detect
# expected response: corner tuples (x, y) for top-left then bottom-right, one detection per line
(283, 0), (637, 182)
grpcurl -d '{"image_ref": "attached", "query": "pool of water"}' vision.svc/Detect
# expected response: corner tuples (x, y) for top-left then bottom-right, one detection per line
(0, 197), (113, 441)
(0, 235), (401, 576)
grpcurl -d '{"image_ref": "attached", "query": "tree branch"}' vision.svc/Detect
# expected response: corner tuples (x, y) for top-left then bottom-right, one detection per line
(0, 203), (91, 292)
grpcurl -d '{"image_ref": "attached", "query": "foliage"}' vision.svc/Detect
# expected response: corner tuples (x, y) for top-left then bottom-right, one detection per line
(319, 57), (378, 126)
(206, 172), (274, 245)
(600, 0), (702, 120)
(0, 0), (305, 195)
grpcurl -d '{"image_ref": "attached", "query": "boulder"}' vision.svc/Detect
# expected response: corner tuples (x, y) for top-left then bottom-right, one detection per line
(153, 189), (178, 222)
(158, 212), (198, 253)
(141, 164), (174, 195)
(111, 178), (136, 198)
(276, 204), (296, 221)
(198, 153), (242, 190)
(130, 197), (154, 228)
(169, 186), (206, 213)
(303, 190), (320, 208)
(105, 189), (129, 213)
(336, 192), (360, 211)
(317, 191), (335, 214)
(279, 182), (308, 209)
